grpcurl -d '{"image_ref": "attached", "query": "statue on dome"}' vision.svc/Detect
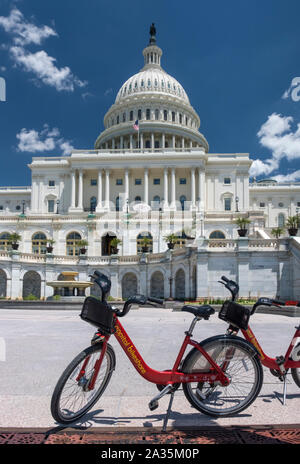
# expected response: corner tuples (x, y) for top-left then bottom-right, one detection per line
(149, 23), (156, 44)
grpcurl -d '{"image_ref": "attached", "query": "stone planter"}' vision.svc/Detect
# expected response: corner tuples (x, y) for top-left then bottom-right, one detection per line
(167, 242), (175, 249)
(237, 229), (248, 237)
(141, 246), (149, 253)
(111, 247), (119, 255)
(11, 243), (19, 250)
(46, 246), (53, 254)
(80, 248), (87, 255)
(288, 228), (298, 237)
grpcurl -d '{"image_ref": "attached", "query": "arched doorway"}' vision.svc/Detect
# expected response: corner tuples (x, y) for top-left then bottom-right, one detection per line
(150, 271), (164, 298)
(175, 269), (185, 300)
(122, 272), (138, 300)
(0, 269), (7, 297)
(101, 233), (117, 256)
(23, 271), (41, 299)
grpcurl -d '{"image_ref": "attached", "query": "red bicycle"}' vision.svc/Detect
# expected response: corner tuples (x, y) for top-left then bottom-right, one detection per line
(50, 271), (263, 427)
(218, 276), (300, 404)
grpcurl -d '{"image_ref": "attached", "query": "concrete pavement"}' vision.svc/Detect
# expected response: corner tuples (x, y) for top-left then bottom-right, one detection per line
(0, 307), (299, 430)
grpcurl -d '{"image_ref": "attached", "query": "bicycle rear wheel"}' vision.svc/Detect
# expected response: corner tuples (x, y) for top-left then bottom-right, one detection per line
(51, 343), (115, 424)
(182, 335), (263, 417)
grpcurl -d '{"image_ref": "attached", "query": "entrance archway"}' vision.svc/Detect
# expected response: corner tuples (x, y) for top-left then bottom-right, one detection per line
(150, 271), (164, 298)
(122, 272), (138, 300)
(101, 233), (117, 256)
(175, 269), (185, 300)
(23, 271), (41, 299)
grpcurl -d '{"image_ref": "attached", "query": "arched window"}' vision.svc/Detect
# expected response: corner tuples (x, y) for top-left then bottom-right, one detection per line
(123, 112), (126, 122)
(137, 232), (153, 253)
(90, 196), (97, 212)
(0, 232), (11, 251)
(152, 195), (160, 211)
(66, 232), (82, 256)
(179, 195), (186, 211)
(129, 110), (133, 121)
(146, 109), (150, 120)
(32, 232), (47, 254)
(278, 213), (285, 228)
(155, 109), (159, 120)
(172, 111), (175, 122)
(164, 110), (168, 121)
(145, 140), (151, 149)
(135, 196), (141, 203)
(209, 231), (226, 239)
(138, 109), (142, 119)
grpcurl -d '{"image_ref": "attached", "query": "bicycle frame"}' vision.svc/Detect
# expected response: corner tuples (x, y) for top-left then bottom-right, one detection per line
(241, 323), (300, 371)
(85, 317), (230, 391)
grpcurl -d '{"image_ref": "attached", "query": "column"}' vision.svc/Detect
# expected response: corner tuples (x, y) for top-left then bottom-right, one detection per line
(124, 168), (129, 208)
(120, 136), (124, 150)
(140, 133), (143, 149)
(144, 168), (149, 205)
(164, 168), (169, 209)
(191, 167), (196, 209)
(172, 135), (176, 149)
(151, 133), (154, 151)
(78, 169), (83, 210)
(171, 167), (176, 209)
(182, 137), (185, 149)
(198, 168), (205, 211)
(162, 133), (165, 149)
(130, 134), (133, 150)
(70, 170), (76, 209)
(105, 169), (110, 210)
(96, 169), (103, 211)
(112, 138), (115, 149)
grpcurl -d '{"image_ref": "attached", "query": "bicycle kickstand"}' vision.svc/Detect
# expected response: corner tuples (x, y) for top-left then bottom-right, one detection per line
(283, 375), (287, 406)
(148, 384), (176, 432)
(162, 390), (175, 433)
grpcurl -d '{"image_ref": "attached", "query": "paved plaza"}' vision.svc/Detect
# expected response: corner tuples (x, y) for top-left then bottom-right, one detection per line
(0, 306), (299, 430)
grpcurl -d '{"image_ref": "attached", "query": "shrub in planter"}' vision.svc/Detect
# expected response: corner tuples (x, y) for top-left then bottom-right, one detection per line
(110, 237), (122, 254)
(77, 239), (89, 254)
(234, 217), (251, 237)
(286, 216), (300, 236)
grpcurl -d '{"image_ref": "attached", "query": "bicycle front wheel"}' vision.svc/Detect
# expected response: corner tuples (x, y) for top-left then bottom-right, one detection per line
(51, 343), (115, 424)
(182, 335), (263, 417)
(291, 343), (300, 388)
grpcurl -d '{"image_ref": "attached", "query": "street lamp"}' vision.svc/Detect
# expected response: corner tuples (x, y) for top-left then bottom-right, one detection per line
(22, 200), (26, 215)
(235, 196), (239, 212)
(56, 199), (60, 214)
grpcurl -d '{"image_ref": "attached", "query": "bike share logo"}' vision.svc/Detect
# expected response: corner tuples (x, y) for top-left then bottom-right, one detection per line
(0, 76), (6, 102)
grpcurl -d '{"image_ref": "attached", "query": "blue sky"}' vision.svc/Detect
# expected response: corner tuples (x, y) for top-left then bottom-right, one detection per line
(0, 0), (300, 186)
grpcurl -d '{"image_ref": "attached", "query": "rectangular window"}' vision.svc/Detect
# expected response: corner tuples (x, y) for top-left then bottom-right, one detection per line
(90, 179), (97, 186)
(224, 198), (231, 211)
(48, 180), (55, 187)
(224, 178), (231, 184)
(259, 202), (265, 208)
(116, 179), (123, 185)
(135, 179), (142, 185)
(153, 178), (160, 185)
(180, 178), (186, 184)
(48, 200), (55, 213)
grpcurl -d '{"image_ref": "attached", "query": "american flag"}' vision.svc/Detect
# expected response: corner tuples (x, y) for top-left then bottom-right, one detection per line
(133, 120), (139, 131)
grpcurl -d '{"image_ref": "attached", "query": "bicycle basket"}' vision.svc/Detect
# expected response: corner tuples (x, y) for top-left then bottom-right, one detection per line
(218, 300), (250, 330)
(80, 296), (115, 334)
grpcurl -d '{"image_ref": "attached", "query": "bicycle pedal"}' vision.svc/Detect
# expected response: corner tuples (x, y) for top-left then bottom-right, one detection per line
(149, 400), (159, 411)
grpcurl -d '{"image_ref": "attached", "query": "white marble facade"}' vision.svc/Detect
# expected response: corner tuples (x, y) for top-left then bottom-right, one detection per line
(0, 28), (300, 300)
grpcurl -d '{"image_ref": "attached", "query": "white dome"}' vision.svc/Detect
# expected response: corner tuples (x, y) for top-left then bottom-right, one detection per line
(115, 67), (190, 105)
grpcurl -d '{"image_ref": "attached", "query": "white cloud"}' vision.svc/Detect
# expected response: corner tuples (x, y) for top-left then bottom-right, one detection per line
(250, 113), (300, 179)
(16, 124), (74, 155)
(272, 170), (300, 183)
(0, 8), (87, 92)
(10, 46), (86, 92)
(0, 8), (57, 46)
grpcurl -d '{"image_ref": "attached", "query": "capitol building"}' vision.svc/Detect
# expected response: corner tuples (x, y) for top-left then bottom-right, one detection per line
(0, 26), (300, 301)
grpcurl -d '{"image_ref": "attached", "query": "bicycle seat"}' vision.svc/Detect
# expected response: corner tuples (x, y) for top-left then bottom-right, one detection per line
(181, 304), (215, 319)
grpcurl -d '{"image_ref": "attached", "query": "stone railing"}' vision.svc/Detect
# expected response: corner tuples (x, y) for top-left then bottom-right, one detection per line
(208, 239), (236, 249)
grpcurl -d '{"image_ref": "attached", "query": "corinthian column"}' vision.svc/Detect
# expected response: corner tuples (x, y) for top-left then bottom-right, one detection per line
(96, 169), (103, 211)
(78, 169), (83, 211)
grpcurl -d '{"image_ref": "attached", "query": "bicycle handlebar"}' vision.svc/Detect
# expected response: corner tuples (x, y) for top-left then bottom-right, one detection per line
(113, 294), (164, 318)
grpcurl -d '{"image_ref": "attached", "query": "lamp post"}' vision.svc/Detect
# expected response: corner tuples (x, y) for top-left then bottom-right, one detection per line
(56, 199), (60, 214)
(235, 196), (239, 212)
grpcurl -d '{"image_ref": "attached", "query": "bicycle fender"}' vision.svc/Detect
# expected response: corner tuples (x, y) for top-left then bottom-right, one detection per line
(181, 334), (261, 372)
